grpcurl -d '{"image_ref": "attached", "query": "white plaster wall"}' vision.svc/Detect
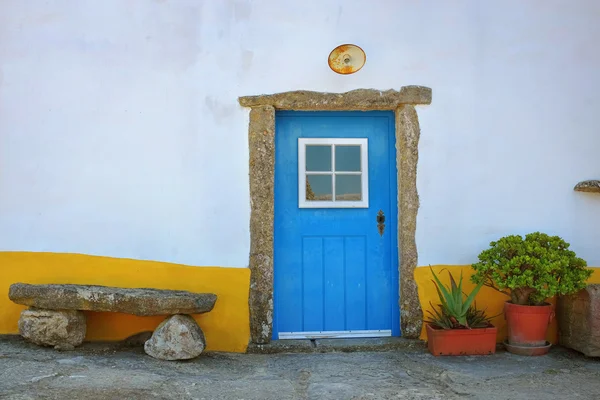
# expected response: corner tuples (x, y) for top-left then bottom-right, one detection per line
(0, 0), (598, 267)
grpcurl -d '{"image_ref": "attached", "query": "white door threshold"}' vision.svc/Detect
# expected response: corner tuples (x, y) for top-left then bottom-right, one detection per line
(278, 329), (392, 340)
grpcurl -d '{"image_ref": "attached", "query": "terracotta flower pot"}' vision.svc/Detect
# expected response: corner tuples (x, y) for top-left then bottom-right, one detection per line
(504, 301), (554, 346)
(426, 324), (497, 356)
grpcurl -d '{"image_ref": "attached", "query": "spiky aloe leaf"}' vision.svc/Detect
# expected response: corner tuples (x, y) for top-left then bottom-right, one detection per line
(425, 302), (453, 329)
(429, 266), (458, 315)
(460, 279), (485, 316)
(448, 269), (460, 305)
(456, 270), (464, 306)
(430, 279), (450, 313)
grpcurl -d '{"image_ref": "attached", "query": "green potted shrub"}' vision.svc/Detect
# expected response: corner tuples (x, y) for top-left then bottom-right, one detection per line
(425, 267), (497, 356)
(471, 232), (591, 355)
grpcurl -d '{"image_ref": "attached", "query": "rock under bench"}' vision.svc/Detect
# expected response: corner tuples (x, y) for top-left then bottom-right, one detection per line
(8, 283), (217, 360)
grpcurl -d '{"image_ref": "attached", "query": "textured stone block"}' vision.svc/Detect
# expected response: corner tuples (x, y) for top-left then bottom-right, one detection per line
(239, 87), (432, 109)
(9, 283), (217, 316)
(19, 308), (86, 350)
(144, 315), (206, 360)
(557, 285), (600, 357)
(396, 105), (423, 338)
(247, 105), (275, 344)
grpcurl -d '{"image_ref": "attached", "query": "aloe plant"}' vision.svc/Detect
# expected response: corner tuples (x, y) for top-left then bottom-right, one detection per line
(426, 266), (485, 329)
(426, 302), (493, 329)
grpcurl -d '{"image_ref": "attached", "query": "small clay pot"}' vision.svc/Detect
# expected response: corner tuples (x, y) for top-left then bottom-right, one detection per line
(504, 301), (554, 350)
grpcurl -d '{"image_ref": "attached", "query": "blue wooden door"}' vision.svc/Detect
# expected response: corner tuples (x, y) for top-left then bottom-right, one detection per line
(273, 111), (399, 339)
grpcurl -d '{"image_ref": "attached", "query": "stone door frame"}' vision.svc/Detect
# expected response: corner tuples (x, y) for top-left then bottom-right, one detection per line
(238, 86), (432, 344)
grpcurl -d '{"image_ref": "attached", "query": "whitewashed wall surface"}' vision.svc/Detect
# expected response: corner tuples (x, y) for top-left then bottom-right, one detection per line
(1, 0), (599, 267)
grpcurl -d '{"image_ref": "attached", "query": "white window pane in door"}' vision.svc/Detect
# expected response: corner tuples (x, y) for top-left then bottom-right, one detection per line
(335, 145), (361, 172)
(335, 175), (361, 201)
(306, 175), (332, 201)
(298, 138), (368, 208)
(306, 145), (332, 172)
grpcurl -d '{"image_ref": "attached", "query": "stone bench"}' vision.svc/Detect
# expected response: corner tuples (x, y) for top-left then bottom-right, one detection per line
(557, 284), (600, 357)
(8, 283), (217, 360)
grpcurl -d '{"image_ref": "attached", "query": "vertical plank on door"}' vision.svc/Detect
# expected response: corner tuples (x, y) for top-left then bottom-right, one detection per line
(302, 237), (324, 331)
(323, 236), (345, 331)
(345, 236), (367, 330)
(275, 242), (303, 333)
(366, 237), (391, 330)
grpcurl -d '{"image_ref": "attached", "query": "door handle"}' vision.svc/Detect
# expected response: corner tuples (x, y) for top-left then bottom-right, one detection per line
(377, 210), (385, 236)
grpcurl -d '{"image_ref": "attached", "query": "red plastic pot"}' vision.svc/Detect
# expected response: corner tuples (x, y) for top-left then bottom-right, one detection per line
(426, 324), (497, 356)
(504, 301), (554, 346)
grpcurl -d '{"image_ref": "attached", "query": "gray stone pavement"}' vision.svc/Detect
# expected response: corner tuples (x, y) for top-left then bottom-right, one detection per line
(1, 336), (600, 399)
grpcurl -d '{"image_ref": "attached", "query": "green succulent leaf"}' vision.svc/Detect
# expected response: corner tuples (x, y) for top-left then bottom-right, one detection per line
(470, 232), (592, 305)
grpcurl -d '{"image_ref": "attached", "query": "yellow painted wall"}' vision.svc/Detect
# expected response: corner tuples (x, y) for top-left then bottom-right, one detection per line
(416, 265), (600, 344)
(0, 252), (251, 353)
(4, 254), (597, 350)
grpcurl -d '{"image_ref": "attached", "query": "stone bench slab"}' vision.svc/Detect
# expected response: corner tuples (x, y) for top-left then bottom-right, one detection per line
(9, 283), (217, 316)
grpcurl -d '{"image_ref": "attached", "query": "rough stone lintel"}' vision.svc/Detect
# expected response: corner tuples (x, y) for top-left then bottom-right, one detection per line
(574, 180), (600, 193)
(247, 105), (276, 344)
(239, 86), (432, 110)
(396, 105), (423, 339)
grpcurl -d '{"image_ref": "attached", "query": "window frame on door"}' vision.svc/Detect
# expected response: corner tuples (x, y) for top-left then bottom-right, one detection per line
(297, 138), (369, 208)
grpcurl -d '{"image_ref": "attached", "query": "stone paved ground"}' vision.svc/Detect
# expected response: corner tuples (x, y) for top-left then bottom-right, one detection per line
(1, 336), (600, 399)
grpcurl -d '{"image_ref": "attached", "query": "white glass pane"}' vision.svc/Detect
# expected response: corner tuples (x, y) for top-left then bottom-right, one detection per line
(306, 175), (332, 201)
(335, 145), (361, 172)
(306, 145), (332, 172)
(335, 175), (361, 201)
(298, 138), (368, 208)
